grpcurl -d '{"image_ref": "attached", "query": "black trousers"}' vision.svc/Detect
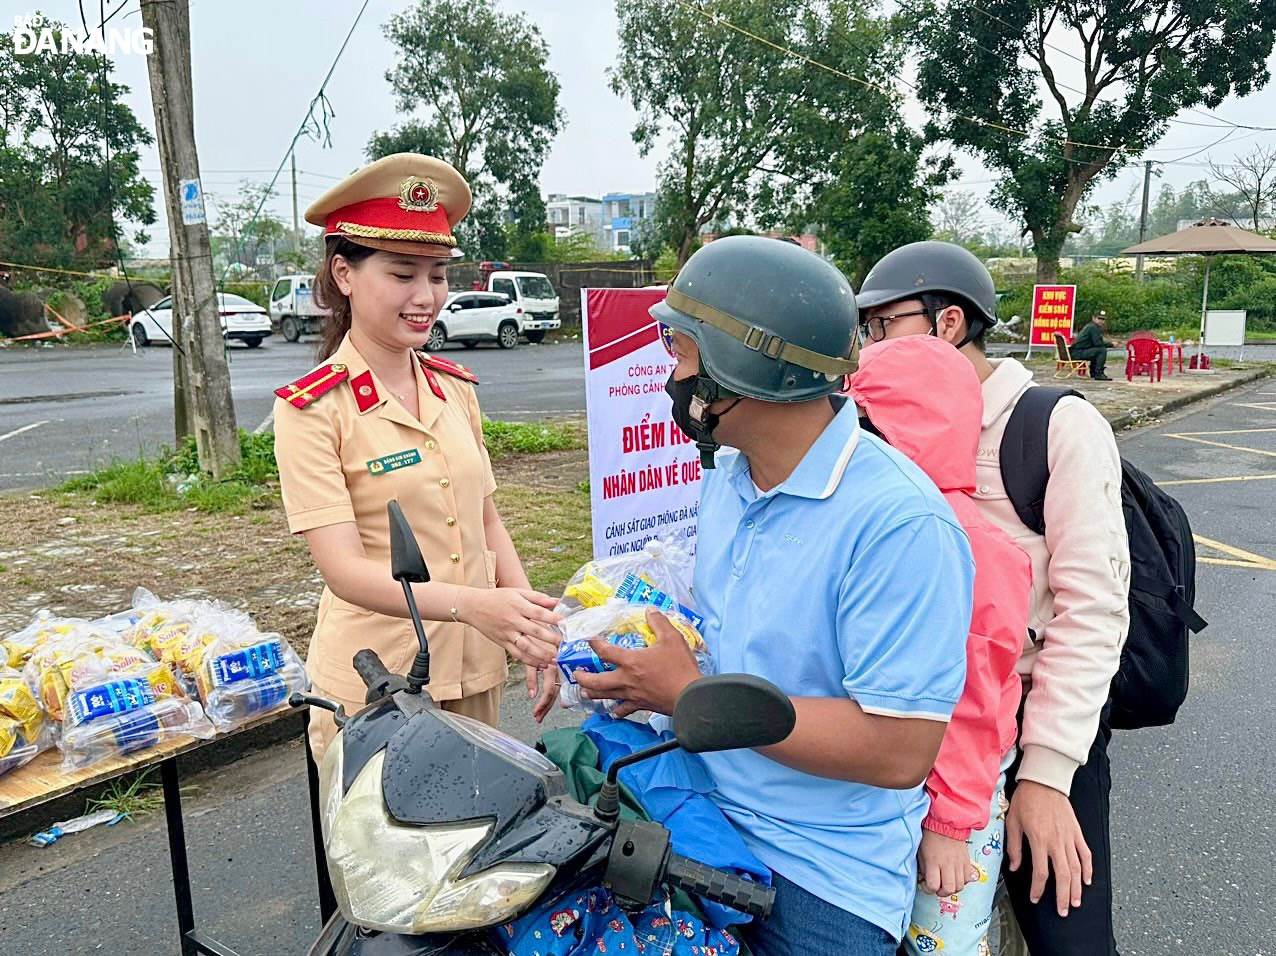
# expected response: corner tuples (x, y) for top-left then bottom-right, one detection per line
(1003, 712), (1118, 955)
(1070, 346), (1108, 377)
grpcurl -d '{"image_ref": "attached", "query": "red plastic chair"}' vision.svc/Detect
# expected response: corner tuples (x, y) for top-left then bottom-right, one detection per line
(1126, 337), (1163, 382)
(1127, 330), (1158, 342)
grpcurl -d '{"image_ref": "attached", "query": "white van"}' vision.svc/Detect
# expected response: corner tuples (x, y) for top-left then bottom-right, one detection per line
(485, 271), (560, 342)
(268, 275), (329, 342)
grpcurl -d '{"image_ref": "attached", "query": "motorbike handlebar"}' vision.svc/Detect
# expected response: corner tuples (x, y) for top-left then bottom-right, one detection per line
(664, 852), (776, 920)
(353, 649), (392, 691)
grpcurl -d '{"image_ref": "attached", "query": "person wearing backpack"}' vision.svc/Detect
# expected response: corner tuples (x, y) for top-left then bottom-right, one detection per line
(857, 241), (1131, 955)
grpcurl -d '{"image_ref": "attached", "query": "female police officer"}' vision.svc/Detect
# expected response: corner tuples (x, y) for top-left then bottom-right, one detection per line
(272, 153), (561, 760)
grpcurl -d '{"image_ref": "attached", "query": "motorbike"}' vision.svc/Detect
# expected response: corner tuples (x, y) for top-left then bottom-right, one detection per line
(293, 501), (797, 955)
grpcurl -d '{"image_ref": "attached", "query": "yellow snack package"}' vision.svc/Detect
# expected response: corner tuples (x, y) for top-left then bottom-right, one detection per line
(0, 678), (42, 733)
(0, 717), (19, 759)
(563, 569), (617, 609)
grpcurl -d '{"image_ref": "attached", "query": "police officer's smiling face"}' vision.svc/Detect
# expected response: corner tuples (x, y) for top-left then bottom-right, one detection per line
(333, 251), (450, 348)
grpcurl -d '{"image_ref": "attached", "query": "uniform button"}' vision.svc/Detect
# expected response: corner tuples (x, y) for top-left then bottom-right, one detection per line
(449, 553), (460, 564)
(439, 478), (450, 488)
(745, 519), (755, 529)
(426, 440), (436, 450)
(446, 517), (456, 527)
(979, 484), (991, 494)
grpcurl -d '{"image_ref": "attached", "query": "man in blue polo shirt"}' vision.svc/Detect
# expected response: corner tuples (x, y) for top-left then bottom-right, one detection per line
(573, 237), (975, 955)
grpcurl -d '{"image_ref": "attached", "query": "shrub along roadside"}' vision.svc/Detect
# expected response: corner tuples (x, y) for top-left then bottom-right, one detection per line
(54, 420), (587, 514)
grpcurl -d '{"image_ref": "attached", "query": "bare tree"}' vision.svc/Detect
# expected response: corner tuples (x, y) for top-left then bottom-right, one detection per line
(1207, 146), (1276, 232)
(933, 191), (986, 244)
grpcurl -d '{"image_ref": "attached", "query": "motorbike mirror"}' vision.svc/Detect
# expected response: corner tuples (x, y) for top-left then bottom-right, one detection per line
(388, 500), (430, 584)
(672, 674), (795, 754)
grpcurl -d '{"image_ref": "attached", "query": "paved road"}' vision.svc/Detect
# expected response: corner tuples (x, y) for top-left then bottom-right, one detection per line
(0, 337), (587, 492)
(1, 379), (1272, 954)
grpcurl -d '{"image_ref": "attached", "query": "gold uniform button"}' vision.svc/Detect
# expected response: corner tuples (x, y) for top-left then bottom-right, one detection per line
(425, 440), (436, 450)
(439, 478), (450, 488)
(449, 553), (460, 564)
(445, 517), (456, 527)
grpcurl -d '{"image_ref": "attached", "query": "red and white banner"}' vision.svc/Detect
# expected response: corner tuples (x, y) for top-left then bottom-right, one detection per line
(581, 288), (702, 560)
(1029, 284), (1078, 347)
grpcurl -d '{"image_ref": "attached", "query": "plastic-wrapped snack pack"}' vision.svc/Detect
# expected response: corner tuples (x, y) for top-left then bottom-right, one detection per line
(23, 630), (214, 771)
(195, 630), (308, 731)
(0, 664), (53, 776)
(553, 538), (712, 716)
(1, 611), (102, 670)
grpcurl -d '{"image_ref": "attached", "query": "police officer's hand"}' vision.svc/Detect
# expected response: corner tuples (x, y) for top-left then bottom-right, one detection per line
(1007, 780), (1094, 917)
(917, 829), (980, 897)
(572, 608), (702, 718)
(461, 587), (563, 669)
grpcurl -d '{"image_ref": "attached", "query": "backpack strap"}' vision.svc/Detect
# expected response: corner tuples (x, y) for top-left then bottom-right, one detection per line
(1129, 578), (1209, 633)
(998, 386), (1083, 535)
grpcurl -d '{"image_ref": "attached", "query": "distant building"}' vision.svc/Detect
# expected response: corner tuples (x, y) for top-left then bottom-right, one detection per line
(546, 194), (606, 249)
(602, 191), (658, 253)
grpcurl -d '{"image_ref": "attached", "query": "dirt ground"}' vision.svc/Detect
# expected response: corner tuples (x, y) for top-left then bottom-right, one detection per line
(0, 452), (592, 657)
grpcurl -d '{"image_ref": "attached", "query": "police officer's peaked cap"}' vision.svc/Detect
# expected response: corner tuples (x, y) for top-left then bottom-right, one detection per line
(650, 236), (858, 403)
(856, 240), (998, 329)
(305, 154), (472, 259)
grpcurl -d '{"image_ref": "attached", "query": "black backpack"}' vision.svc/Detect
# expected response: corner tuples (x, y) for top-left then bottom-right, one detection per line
(999, 387), (1207, 731)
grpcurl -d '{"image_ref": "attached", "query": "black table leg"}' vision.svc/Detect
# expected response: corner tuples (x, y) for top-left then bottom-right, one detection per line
(160, 755), (243, 956)
(161, 756), (200, 956)
(306, 712), (338, 922)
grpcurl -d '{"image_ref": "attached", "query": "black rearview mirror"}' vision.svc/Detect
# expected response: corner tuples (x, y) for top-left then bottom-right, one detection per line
(672, 674), (795, 754)
(388, 500), (429, 584)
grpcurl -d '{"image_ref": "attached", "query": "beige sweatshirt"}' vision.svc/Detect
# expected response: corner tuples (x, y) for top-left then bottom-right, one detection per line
(973, 358), (1131, 794)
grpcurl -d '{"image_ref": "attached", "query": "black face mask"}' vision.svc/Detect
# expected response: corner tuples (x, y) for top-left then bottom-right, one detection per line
(665, 372), (740, 469)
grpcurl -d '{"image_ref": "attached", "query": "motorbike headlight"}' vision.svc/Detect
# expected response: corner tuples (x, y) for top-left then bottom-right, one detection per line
(325, 749), (555, 934)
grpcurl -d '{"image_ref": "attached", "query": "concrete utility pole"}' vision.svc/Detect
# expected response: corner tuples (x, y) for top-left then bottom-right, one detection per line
(140, 0), (240, 477)
(1136, 160), (1154, 282)
(291, 152), (301, 253)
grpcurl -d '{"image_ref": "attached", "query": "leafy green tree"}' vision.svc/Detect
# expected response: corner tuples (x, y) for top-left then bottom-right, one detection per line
(0, 23), (155, 268)
(612, 0), (938, 273)
(906, 0), (1276, 282)
(370, 0), (564, 259)
(210, 183), (287, 276)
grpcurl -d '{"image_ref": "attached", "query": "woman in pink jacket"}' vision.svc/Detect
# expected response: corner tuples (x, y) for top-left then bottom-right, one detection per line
(849, 335), (1032, 956)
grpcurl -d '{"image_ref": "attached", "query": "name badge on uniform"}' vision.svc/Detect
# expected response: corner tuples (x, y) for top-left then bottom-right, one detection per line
(367, 449), (422, 475)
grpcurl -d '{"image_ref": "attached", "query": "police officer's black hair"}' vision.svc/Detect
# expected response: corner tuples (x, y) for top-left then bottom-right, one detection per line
(315, 236), (377, 361)
(921, 292), (988, 353)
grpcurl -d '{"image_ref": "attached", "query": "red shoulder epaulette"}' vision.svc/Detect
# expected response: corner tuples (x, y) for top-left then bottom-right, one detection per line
(417, 352), (479, 384)
(274, 362), (350, 409)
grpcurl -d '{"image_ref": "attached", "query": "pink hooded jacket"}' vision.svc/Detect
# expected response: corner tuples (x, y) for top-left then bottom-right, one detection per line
(849, 336), (1031, 839)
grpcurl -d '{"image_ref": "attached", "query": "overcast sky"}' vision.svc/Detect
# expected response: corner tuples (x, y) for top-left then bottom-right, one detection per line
(14, 0), (1276, 256)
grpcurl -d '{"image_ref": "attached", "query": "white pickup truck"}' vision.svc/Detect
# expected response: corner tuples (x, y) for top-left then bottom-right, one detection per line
(484, 270), (560, 343)
(268, 274), (328, 342)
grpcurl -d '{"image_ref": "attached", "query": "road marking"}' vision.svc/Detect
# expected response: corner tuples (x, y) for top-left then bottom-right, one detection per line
(0, 421), (49, 443)
(1158, 473), (1276, 487)
(1172, 426), (1276, 436)
(1193, 534), (1276, 571)
(1231, 401), (1276, 412)
(254, 410), (274, 434)
(1164, 433), (1276, 458)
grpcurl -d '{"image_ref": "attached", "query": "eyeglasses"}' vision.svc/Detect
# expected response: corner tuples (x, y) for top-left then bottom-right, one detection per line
(859, 308), (930, 342)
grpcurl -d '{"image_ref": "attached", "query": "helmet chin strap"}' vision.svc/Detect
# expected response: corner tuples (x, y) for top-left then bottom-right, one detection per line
(689, 380), (742, 470)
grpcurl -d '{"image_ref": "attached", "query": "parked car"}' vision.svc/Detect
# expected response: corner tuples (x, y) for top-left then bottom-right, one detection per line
(268, 274), (328, 341)
(483, 269), (560, 342)
(430, 291), (523, 351)
(129, 293), (273, 348)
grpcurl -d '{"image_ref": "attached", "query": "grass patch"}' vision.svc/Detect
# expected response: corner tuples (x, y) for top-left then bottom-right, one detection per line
(495, 480), (592, 594)
(56, 430), (278, 515)
(87, 770), (164, 819)
(482, 419), (585, 460)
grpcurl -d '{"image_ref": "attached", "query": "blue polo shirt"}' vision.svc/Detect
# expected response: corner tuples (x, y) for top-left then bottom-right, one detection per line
(691, 403), (973, 941)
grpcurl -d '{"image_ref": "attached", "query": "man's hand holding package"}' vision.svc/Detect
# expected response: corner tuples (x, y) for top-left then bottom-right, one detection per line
(572, 607), (703, 718)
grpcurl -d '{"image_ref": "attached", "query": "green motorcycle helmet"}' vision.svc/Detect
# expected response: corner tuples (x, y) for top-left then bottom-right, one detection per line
(649, 235), (859, 403)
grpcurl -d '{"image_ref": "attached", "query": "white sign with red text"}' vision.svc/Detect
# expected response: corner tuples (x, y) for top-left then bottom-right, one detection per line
(581, 288), (703, 560)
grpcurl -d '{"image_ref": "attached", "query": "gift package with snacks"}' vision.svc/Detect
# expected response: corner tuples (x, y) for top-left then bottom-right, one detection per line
(0, 589), (307, 774)
(553, 538), (713, 716)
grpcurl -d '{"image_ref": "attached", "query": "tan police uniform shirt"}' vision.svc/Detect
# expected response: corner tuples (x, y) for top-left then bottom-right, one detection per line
(272, 333), (506, 708)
